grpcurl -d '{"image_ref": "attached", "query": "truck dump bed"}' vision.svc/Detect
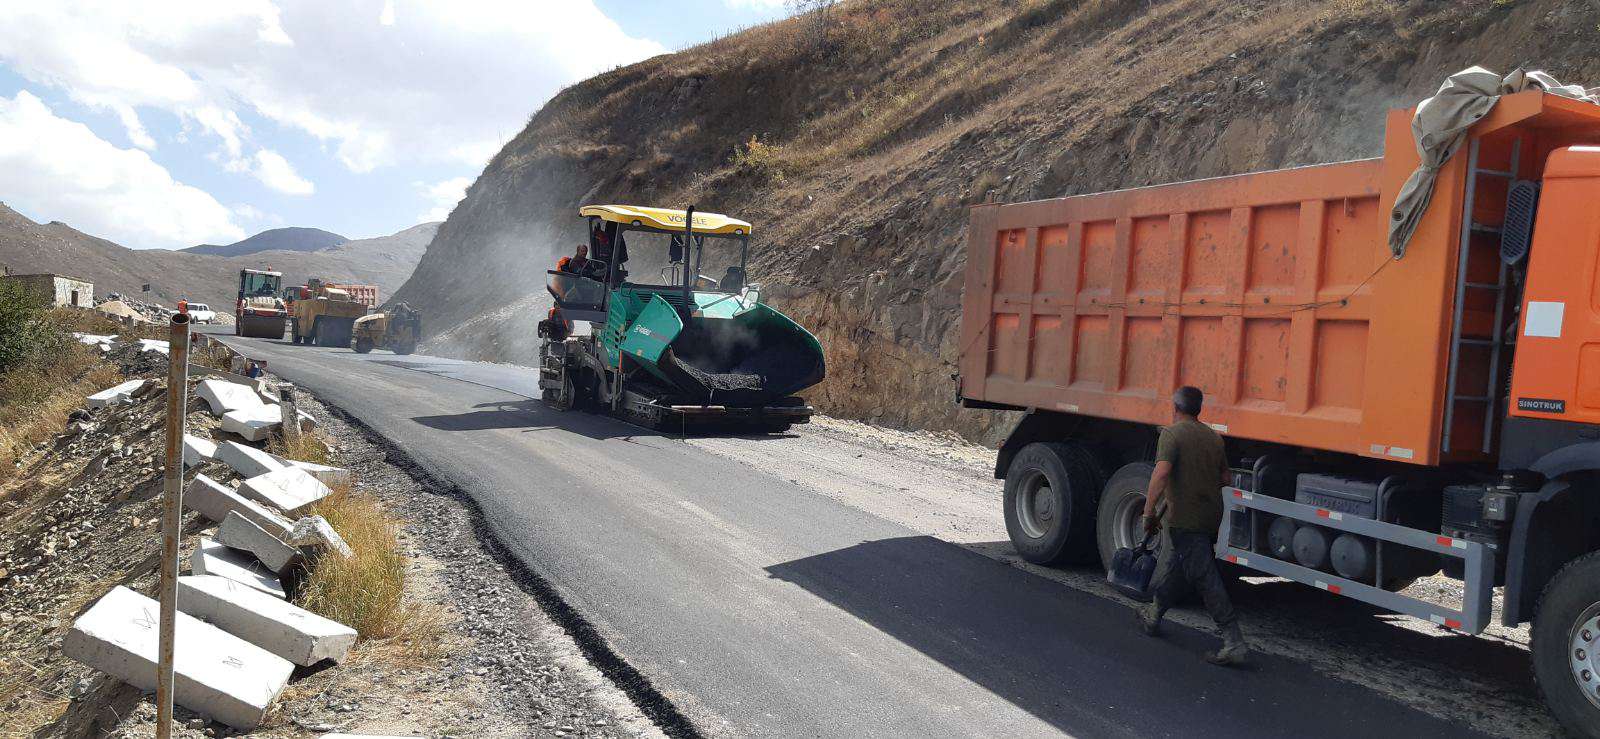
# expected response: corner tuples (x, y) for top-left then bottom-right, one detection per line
(958, 91), (1600, 466)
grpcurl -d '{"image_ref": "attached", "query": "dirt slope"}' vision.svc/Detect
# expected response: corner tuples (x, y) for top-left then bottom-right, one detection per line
(0, 205), (435, 311)
(393, 0), (1600, 442)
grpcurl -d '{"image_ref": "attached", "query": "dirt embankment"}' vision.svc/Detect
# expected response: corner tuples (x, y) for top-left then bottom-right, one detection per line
(393, 0), (1600, 444)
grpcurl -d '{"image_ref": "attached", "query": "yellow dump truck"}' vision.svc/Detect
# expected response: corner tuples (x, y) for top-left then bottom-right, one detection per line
(290, 278), (368, 347)
(352, 302), (421, 354)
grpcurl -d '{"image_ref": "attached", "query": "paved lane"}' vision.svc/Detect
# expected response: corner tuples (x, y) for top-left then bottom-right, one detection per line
(211, 331), (1488, 738)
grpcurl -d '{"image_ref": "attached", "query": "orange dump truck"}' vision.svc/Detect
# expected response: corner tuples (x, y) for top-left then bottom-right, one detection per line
(329, 283), (378, 309)
(958, 90), (1600, 731)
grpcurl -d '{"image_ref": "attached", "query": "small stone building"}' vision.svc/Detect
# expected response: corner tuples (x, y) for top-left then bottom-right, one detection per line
(1, 272), (95, 307)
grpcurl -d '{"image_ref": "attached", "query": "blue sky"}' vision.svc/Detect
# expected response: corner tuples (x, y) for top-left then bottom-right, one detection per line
(0, 1), (788, 250)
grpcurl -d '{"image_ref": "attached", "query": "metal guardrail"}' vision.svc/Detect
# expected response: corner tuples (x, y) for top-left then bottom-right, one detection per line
(1216, 488), (1495, 634)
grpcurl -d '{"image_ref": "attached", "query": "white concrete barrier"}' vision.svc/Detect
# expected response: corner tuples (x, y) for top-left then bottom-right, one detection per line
(221, 404), (282, 442)
(62, 586), (292, 730)
(287, 515), (353, 559)
(237, 468), (331, 515)
(191, 538), (285, 599)
(217, 512), (300, 573)
(87, 379), (146, 409)
(178, 575), (356, 666)
(196, 379), (265, 417)
(137, 338), (170, 356)
(215, 441), (287, 479)
(183, 435), (219, 468)
(184, 475), (293, 538)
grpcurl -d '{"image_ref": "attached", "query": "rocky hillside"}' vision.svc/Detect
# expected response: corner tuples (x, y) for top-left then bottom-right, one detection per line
(393, 0), (1600, 442)
(185, 227), (349, 257)
(0, 205), (435, 311)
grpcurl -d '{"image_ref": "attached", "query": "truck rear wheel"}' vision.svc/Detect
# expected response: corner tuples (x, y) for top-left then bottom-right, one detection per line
(1096, 462), (1156, 571)
(1003, 442), (1101, 566)
(1533, 550), (1600, 737)
(353, 337), (373, 353)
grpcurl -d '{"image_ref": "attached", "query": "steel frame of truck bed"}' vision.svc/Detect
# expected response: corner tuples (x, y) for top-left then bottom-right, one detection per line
(1215, 488), (1495, 634)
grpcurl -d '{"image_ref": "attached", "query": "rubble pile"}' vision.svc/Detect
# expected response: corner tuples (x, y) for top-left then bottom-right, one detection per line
(0, 345), (362, 732)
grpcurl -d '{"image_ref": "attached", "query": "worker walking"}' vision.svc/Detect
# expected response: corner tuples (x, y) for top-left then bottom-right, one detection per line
(1137, 385), (1250, 666)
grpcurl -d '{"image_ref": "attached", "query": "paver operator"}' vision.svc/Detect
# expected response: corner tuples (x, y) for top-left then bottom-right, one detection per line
(1137, 385), (1251, 666)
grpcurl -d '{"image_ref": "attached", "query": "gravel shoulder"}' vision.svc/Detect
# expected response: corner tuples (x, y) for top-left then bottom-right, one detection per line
(688, 416), (1554, 738)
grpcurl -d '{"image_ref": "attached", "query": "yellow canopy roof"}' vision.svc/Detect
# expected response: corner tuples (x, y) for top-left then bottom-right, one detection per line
(579, 204), (751, 235)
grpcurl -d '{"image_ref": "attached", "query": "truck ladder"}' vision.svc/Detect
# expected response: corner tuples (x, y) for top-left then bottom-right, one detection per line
(1441, 138), (1520, 454)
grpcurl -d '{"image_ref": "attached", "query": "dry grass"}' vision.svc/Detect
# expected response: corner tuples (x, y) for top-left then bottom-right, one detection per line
(0, 348), (121, 485)
(295, 483), (444, 663)
(267, 427), (332, 466)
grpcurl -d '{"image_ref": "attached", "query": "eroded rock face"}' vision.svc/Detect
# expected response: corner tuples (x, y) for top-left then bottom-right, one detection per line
(391, 0), (1600, 443)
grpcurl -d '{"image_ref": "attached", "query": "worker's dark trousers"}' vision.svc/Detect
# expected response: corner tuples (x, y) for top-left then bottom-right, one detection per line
(1151, 529), (1237, 629)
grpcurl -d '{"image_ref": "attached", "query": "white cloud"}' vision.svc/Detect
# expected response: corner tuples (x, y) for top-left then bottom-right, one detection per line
(251, 149), (314, 195)
(0, 90), (244, 248)
(417, 176), (473, 222)
(0, 1), (667, 175)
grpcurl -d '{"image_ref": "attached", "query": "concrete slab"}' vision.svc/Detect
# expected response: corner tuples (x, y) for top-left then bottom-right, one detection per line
(137, 338), (170, 356)
(87, 379), (146, 409)
(62, 585), (292, 730)
(320, 735), (424, 738)
(217, 512), (300, 573)
(196, 378), (264, 417)
(215, 440), (287, 478)
(72, 332), (117, 352)
(237, 467), (331, 515)
(254, 378), (281, 404)
(287, 515), (353, 559)
(183, 434), (218, 468)
(178, 575), (356, 666)
(264, 451), (352, 487)
(191, 538), (286, 599)
(184, 475), (293, 538)
(221, 404), (282, 442)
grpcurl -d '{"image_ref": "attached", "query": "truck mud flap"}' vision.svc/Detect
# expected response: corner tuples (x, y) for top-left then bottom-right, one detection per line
(1218, 489), (1495, 633)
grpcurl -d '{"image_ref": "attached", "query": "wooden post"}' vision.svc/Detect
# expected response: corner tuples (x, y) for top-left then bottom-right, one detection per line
(157, 312), (191, 738)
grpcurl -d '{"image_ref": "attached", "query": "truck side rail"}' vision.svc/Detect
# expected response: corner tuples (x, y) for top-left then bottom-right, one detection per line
(1216, 488), (1494, 634)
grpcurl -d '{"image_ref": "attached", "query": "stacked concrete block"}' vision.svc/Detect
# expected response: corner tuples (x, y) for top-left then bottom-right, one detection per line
(288, 515), (353, 559)
(196, 379), (265, 417)
(237, 467), (331, 515)
(62, 586), (292, 729)
(137, 338), (170, 356)
(177, 575), (356, 666)
(253, 378), (281, 404)
(218, 512), (301, 573)
(192, 538), (286, 599)
(183, 434), (219, 468)
(87, 379), (146, 409)
(288, 460), (352, 488)
(221, 404), (282, 442)
(215, 441), (287, 478)
(184, 475), (293, 538)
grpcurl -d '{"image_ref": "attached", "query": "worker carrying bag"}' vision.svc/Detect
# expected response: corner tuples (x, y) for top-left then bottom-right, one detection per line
(1108, 532), (1159, 602)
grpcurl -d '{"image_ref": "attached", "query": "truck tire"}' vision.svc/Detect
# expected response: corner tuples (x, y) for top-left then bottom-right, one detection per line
(353, 337), (373, 353)
(1533, 550), (1600, 738)
(1003, 442), (1101, 566)
(1096, 462), (1156, 571)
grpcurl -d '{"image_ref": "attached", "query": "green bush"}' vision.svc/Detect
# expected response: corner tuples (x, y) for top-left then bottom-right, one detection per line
(0, 279), (61, 373)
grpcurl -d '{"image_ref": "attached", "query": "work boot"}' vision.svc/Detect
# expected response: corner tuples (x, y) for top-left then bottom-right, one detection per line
(1206, 623), (1250, 666)
(1137, 602), (1163, 637)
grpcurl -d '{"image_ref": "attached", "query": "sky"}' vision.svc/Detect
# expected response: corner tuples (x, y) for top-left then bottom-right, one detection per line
(0, 0), (789, 250)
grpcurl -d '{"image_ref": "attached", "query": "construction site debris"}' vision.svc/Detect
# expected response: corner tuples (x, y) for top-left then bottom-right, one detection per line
(184, 474), (294, 538)
(182, 434), (218, 467)
(237, 467), (332, 514)
(177, 575), (357, 667)
(191, 537), (286, 599)
(215, 439), (288, 478)
(220, 403), (283, 442)
(62, 585), (293, 730)
(195, 378), (265, 418)
(217, 511), (301, 573)
(288, 515), (353, 559)
(86, 379), (147, 409)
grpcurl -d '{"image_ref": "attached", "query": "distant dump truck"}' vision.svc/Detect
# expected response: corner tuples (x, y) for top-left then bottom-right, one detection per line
(329, 283), (378, 309)
(290, 278), (368, 347)
(352, 302), (420, 354)
(234, 269), (287, 338)
(958, 91), (1600, 733)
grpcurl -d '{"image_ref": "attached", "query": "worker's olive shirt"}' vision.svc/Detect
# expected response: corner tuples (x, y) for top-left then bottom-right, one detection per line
(1156, 418), (1228, 533)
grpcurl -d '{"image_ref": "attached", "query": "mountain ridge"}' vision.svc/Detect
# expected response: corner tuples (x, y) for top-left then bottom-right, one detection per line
(185, 226), (349, 258)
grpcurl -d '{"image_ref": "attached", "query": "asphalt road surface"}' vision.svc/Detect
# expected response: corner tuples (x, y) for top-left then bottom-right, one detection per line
(209, 329), (1501, 738)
